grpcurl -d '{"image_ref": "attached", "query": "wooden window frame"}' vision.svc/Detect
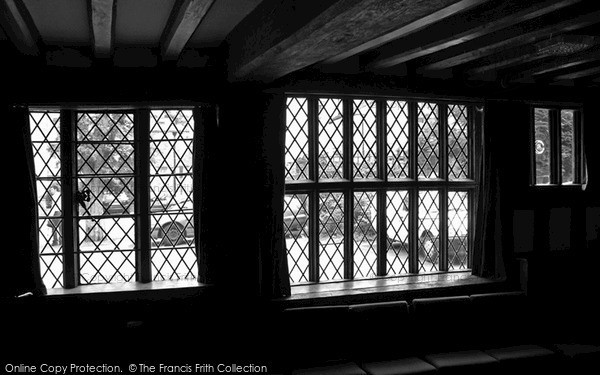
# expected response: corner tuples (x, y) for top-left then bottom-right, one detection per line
(31, 107), (197, 289)
(530, 105), (585, 187)
(284, 95), (482, 285)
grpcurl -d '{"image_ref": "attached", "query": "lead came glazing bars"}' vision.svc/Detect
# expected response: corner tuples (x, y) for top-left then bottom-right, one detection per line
(149, 109), (196, 281)
(30, 107), (198, 289)
(76, 112), (137, 285)
(284, 96), (478, 285)
(30, 111), (65, 288)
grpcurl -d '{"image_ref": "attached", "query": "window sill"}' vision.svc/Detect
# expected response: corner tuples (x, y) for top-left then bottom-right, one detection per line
(45, 279), (210, 300)
(278, 272), (502, 306)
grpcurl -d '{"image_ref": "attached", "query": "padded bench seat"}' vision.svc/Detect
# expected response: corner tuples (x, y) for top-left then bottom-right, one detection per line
(552, 344), (600, 374)
(292, 362), (367, 375)
(485, 344), (557, 371)
(423, 350), (499, 375)
(362, 357), (437, 375)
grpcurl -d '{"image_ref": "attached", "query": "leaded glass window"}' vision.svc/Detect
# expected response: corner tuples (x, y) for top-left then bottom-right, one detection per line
(284, 97), (479, 284)
(30, 108), (197, 289)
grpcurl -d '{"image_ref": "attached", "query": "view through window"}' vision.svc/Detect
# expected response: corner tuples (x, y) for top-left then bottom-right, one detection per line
(30, 109), (196, 288)
(532, 106), (584, 186)
(284, 97), (479, 284)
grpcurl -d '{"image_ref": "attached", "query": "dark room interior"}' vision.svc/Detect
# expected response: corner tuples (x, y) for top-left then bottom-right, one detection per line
(1, 1), (599, 374)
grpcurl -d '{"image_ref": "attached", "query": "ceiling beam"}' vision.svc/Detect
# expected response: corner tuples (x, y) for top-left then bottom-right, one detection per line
(89, 0), (117, 58)
(466, 37), (599, 76)
(553, 65), (600, 81)
(227, 0), (492, 83)
(161, 0), (215, 61)
(367, 0), (580, 70)
(508, 45), (600, 81)
(323, 0), (488, 65)
(421, 9), (600, 71)
(0, 0), (40, 55)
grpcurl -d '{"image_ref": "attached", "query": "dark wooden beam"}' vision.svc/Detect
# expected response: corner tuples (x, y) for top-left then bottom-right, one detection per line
(554, 65), (600, 81)
(421, 8), (600, 71)
(161, 0), (215, 61)
(367, 0), (580, 70)
(0, 0), (40, 55)
(323, 0), (488, 65)
(227, 0), (493, 83)
(467, 35), (599, 76)
(509, 45), (600, 81)
(89, 0), (116, 58)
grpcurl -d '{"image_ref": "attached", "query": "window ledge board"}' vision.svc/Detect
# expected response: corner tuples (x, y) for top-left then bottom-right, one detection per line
(45, 279), (210, 300)
(278, 272), (502, 306)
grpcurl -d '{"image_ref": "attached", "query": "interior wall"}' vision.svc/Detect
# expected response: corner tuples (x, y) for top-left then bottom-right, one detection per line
(2, 60), (598, 296)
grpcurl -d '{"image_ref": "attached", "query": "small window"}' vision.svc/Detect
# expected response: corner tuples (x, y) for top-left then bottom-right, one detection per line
(531, 106), (585, 186)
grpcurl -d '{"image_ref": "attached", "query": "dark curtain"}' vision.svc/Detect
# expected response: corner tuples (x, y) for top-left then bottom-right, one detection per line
(255, 94), (291, 298)
(583, 98), (598, 199)
(193, 94), (291, 298)
(193, 104), (220, 285)
(472, 100), (520, 279)
(2, 104), (46, 297)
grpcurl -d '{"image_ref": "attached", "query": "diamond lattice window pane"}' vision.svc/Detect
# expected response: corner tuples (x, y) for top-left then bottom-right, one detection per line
(318, 98), (344, 180)
(150, 175), (193, 212)
(150, 140), (194, 175)
(386, 101), (409, 179)
(386, 191), (410, 275)
(418, 190), (440, 273)
(448, 104), (469, 180)
(150, 110), (194, 141)
(534, 108), (551, 185)
(151, 248), (198, 281)
(150, 213), (195, 248)
(353, 100), (378, 179)
(32, 142), (61, 178)
(284, 194), (310, 284)
(149, 109), (195, 281)
(77, 144), (135, 175)
(285, 97), (310, 181)
(36, 180), (62, 218)
(40, 254), (64, 288)
(29, 111), (64, 289)
(39, 218), (63, 255)
(77, 113), (134, 142)
(30, 112), (61, 178)
(561, 110), (575, 184)
(79, 250), (135, 285)
(319, 192), (344, 281)
(78, 218), (136, 251)
(30, 112), (61, 142)
(448, 191), (469, 270)
(417, 103), (439, 179)
(353, 191), (377, 279)
(77, 177), (134, 216)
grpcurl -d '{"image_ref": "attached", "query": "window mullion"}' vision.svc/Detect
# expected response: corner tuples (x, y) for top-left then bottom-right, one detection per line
(574, 110), (582, 184)
(439, 187), (448, 272)
(135, 109), (151, 283)
(309, 98), (319, 282)
(439, 104), (448, 271)
(344, 99), (353, 279)
(468, 188), (475, 269)
(377, 188), (387, 277)
(61, 110), (78, 288)
(550, 109), (561, 185)
(408, 102), (418, 274)
(376, 100), (387, 276)
(345, 189), (353, 280)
